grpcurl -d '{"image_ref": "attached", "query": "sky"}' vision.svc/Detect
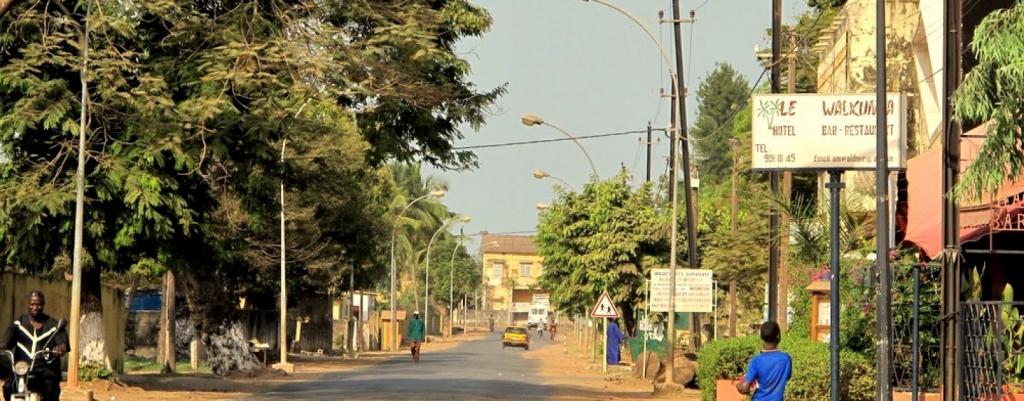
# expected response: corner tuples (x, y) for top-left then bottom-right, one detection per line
(426, 0), (810, 251)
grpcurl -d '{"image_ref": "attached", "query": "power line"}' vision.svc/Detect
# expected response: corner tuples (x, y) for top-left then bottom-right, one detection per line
(687, 68), (768, 142)
(453, 129), (649, 150)
(687, 8), (829, 143)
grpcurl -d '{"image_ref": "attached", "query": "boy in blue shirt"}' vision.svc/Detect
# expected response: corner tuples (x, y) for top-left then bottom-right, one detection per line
(737, 321), (793, 401)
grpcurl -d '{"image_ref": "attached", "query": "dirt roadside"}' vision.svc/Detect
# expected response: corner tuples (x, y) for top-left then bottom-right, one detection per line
(59, 332), (486, 401)
(524, 328), (700, 401)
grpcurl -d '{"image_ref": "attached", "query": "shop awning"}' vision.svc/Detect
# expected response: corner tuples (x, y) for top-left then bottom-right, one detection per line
(902, 123), (1024, 258)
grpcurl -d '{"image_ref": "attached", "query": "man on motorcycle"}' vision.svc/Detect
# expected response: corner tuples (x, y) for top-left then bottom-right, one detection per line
(0, 291), (69, 401)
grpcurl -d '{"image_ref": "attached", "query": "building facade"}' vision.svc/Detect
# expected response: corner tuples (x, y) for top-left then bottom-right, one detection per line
(479, 234), (547, 325)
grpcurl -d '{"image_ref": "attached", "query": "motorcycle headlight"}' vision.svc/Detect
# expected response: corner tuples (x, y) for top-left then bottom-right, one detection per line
(13, 361), (29, 376)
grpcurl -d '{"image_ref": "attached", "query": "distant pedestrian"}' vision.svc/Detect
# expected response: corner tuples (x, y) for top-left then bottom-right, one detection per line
(606, 318), (626, 365)
(737, 321), (793, 401)
(549, 319), (558, 341)
(407, 311), (426, 363)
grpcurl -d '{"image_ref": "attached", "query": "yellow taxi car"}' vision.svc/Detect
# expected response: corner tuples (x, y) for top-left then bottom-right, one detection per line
(502, 326), (530, 350)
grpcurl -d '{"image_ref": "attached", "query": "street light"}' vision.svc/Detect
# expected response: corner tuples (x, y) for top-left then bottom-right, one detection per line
(390, 189), (446, 352)
(425, 215), (471, 342)
(448, 229), (466, 339)
(521, 113), (599, 178)
(581, 0), (697, 384)
(536, 203), (550, 211)
(533, 169), (577, 191)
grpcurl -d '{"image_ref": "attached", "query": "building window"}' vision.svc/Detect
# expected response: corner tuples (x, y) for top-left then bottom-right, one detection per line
(520, 262), (532, 277)
(491, 262), (504, 280)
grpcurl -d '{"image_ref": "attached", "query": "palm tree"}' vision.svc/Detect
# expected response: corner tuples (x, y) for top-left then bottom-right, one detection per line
(388, 162), (451, 312)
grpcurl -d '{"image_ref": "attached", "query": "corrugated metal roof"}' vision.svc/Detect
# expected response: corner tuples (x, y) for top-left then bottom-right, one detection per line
(480, 234), (538, 255)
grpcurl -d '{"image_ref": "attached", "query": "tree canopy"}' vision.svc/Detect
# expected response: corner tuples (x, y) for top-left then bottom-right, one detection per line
(953, 0), (1024, 200)
(691, 63), (750, 185)
(535, 169), (669, 332)
(0, 0), (500, 374)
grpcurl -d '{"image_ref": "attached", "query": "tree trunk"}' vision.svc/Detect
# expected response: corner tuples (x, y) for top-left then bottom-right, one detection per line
(182, 271), (261, 376)
(728, 280), (737, 337)
(157, 271), (176, 372)
(202, 322), (261, 375)
(79, 268), (109, 371)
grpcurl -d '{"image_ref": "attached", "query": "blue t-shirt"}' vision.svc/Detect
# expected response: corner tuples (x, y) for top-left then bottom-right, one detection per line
(744, 350), (793, 401)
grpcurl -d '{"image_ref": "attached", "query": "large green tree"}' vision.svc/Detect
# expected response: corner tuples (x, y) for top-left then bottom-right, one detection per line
(953, 0), (1024, 200)
(535, 169), (669, 332)
(0, 0), (501, 374)
(421, 237), (480, 334)
(691, 63), (750, 185)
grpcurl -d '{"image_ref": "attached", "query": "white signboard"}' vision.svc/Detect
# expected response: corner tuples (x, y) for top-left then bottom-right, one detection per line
(750, 93), (907, 171)
(649, 269), (714, 313)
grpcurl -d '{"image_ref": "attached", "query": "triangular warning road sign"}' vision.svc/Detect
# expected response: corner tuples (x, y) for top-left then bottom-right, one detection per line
(590, 291), (620, 318)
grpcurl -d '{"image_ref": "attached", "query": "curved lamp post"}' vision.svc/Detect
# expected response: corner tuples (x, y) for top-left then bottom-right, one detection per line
(533, 169), (577, 191)
(581, 0), (692, 383)
(521, 114), (599, 178)
(447, 230), (466, 339)
(424, 215), (471, 342)
(390, 189), (446, 352)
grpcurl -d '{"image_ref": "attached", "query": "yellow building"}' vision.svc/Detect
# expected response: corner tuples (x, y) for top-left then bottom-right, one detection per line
(479, 234), (547, 325)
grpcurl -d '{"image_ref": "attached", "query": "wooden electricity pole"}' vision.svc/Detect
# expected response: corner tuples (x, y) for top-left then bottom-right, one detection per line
(778, 34), (797, 331)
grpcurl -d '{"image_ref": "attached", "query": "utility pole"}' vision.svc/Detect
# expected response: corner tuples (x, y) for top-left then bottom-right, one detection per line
(767, 0), (781, 324)
(67, 0), (93, 387)
(273, 139), (292, 372)
(875, 0), (892, 398)
(646, 122), (653, 183)
(779, 34), (797, 331)
(673, 0), (700, 355)
(940, 0), (963, 400)
(729, 139), (739, 337)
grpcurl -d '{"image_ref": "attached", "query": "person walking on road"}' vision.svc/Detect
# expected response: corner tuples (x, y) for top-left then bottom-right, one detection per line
(407, 311), (426, 363)
(737, 321), (793, 401)
(606, 318), (626, 365)
(549, 319), (558, 341)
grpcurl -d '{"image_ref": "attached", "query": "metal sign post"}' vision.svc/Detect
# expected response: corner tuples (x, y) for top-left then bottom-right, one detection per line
(591, 291), (620, 374)
(603, 317), (609, 373)
(751, 92), (906, 401)
(827, 171), (844, 401)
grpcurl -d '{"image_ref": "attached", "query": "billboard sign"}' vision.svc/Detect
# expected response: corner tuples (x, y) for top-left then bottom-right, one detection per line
(750, 93), (907, 171)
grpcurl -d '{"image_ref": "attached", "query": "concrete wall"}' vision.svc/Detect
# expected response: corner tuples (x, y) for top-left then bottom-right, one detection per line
(0, 272), (126, 373)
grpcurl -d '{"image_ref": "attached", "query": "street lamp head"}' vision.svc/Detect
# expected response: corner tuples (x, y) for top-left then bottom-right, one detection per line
(429, 189), (446, 198)
(532, 169), (550, 179)
(536, 203), (550, 210)
(457, 215), (471, 223)
(521, 113), (545, 127)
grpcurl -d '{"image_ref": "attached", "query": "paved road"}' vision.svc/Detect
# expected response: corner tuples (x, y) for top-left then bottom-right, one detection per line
(245, 331), (590, 401)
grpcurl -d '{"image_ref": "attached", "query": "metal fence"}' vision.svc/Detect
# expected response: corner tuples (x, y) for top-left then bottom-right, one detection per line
(961, 301), (1024, 401)
(891, 264), (942, 392)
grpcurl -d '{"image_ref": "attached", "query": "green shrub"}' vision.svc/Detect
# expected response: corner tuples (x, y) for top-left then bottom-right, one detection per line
(697, 336), (875, 401)
(78, 361), (114, 382)
(697, 336), (761, 401)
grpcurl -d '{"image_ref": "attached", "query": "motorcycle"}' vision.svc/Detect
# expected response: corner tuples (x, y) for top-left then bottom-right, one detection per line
(3, 349), (57, 401)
